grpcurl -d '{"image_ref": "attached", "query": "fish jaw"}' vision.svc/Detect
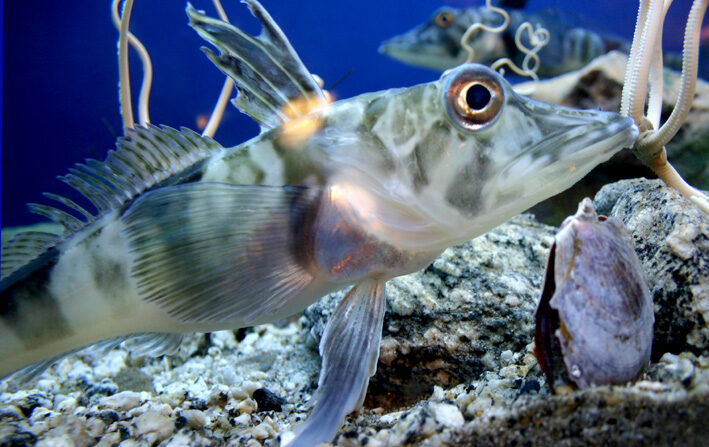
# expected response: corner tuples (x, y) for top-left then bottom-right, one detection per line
(379, 30), (465, 71)
(476, 95), (639, 224)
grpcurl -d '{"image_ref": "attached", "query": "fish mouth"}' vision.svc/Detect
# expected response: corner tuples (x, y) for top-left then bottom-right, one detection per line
(487, 101), (638, 208)
(379, 35), (455, 71)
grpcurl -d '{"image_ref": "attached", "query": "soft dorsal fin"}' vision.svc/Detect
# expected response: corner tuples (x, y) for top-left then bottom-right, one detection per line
(1, 231), (61, 281)
(29, 125), (222, 236)
(1, 126), (222, 282)
(187, 1), (327, 131)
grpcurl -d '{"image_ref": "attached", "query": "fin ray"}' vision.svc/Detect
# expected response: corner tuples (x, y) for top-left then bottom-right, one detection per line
(289, 280), (387, 446)
(187, 1), (326, 130)
(122, 182), (321, 325)
(1, 232), (61, 281)
(23, 124), (221, 242)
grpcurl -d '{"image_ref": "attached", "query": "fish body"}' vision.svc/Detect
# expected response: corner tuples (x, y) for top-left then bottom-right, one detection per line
(379, 5), (627, 76)
(0, 1), (638, 445)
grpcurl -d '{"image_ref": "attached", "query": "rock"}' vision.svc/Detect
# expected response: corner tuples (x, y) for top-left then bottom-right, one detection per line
(178, 409), (209, 429)
(133, 410), (174, 442)
(252, 388), (286, 412)
(98, 391), (143, 412)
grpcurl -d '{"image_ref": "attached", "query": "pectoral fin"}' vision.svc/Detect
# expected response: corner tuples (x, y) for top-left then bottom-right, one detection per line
(122, 182), (322, 326)
(288, 280), (386, 447)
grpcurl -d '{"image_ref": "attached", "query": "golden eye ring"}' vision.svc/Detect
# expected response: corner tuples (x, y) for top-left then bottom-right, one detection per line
(443, 66), (505, 131)
(435, 11), (454, 28)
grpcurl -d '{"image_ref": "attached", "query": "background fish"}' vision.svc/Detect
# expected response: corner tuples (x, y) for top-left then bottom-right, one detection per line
(379, 3), (633, 76)
(1, 1), (637, 445)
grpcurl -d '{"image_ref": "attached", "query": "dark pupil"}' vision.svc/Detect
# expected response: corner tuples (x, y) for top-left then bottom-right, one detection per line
(466, 84), (491, 110)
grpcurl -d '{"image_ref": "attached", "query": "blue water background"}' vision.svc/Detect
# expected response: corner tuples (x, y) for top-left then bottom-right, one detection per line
(1, 0), (705, 227)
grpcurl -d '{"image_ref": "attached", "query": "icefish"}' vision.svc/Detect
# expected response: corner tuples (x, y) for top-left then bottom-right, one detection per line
(0, 1), (637, 445)
(379, 4), (628, 76)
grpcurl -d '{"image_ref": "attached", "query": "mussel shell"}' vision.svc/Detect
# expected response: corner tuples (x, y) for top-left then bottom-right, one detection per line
(534, 198), (654, 390)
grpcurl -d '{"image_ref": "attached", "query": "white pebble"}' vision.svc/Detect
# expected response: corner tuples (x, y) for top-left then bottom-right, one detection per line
(99, 391), (142, 411)
(134, 410), (175, 441)
(430, 402), (464, 428)
(503, 295), (520, 307)
(237, 398), (258, 414)
(55, 397), (77, 413)
(181, 409), (209, 428)
(466, 396), (493, 417)
(233, 413), (251, 425)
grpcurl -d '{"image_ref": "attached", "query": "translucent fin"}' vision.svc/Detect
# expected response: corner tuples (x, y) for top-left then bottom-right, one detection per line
(1, 231), (61, 281)
(121, 333), (185, 357)
(2, 337), (124, 384)
(187, 1), (326, 130)
(3, 357), (60, 385)
(289, 280), (387, 447)
(1, 334), (184, 385)
(122, 182), (320, 325)
(30, 125), (222, 235)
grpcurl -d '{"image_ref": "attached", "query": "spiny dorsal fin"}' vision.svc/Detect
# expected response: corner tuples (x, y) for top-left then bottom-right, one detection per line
(187, 1), (326, 130)
(1, 231), (61, 281)
(29, 125), (222, 237)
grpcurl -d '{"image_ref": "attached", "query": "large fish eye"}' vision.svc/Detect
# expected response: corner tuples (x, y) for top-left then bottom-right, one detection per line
(435, 11), (454, 28)
(443, 66), (504, 131)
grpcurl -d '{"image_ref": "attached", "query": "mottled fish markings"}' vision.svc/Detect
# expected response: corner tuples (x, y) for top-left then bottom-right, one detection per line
(380, 5), (626, 76)
(0, 1), (638, 446)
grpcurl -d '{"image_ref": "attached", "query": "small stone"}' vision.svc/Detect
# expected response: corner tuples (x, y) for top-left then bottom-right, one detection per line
(55, 397), (77, 413)
(503, 295), (521, 307)
(207, 384), (230, 407)
(98, 391), (142, 411)
(518, 379), (541, 395)
(253, 388), (286, 412)
(85, 417), (107, 438)
(133, 410), (174, 441)
(430, 402), (464, 428)
(666, 224), (700, 259)
(466, 396), (493, 417)
(94, 431), (121, 447)
(233, 413), (251, 425)
(237, 398), (258, 414)
(180, 409), (209, 428)
(240, 381), (262, 397)
(97, 409), (120, 425)
(554, 385), (574, 396)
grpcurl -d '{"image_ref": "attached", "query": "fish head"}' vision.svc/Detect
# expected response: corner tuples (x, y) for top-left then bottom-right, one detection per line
(378, 7), (505, 71)
(362, 63), (638, 249)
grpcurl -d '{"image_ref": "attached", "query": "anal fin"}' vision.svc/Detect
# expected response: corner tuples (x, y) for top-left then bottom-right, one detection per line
(288, 280), (387, 446)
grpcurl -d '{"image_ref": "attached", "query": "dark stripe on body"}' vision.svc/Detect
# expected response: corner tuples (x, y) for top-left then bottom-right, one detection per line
(408, 121), (453, 192)
(0, 248), (73, 348)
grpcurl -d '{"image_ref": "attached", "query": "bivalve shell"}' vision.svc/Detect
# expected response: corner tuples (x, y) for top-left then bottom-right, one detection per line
(534, 198), (654, 390)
